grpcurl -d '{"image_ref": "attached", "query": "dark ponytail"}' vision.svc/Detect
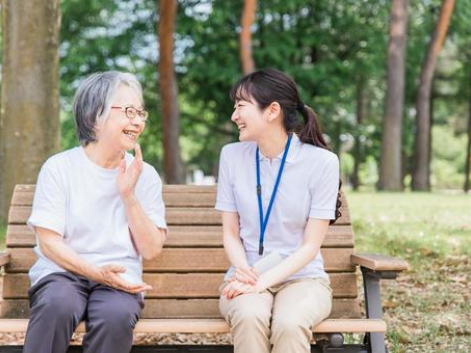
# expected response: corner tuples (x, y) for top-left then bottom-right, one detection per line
(230, 68), (342, 224)
(297, 104), (328, 148)
(297, 104), (343, 224)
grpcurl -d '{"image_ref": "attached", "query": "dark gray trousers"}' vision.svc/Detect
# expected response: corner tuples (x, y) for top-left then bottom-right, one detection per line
(23, 272), (144, 353)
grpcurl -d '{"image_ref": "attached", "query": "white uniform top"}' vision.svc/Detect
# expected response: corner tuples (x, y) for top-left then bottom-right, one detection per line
(27, 146), (167, 286)
(215, 133), (339, 282)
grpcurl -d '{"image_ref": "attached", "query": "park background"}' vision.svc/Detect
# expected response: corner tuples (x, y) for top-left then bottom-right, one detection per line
(0, 0), (470, 351)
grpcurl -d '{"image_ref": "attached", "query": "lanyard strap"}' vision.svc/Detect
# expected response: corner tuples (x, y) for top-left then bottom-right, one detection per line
(256, 133), (293, 255)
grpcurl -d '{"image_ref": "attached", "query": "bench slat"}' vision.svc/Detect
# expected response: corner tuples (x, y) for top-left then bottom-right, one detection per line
(8, 206), (351, 226)
(11, 185), (351, 217)
(5, 248), (355, 273)
(2, 272), (357, 299)
(0, 298), (361, 319)
(0, 318), (386, 333)
(6, 224), (355, 248)
(11, 187), (218, 208)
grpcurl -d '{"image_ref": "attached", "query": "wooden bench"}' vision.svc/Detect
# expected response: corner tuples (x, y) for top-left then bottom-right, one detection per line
(0, 184), (408, 352)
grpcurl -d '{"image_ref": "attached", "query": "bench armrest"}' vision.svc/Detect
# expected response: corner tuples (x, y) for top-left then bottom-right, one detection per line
(351, 253), (409, 272)
(0, 251), (11, 267)
(353, 252), (409, 347)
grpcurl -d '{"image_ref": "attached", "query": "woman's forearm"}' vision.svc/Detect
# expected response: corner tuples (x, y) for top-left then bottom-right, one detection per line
(256, 218), (330, 291)
(123, 194), (166, 260)
(256, 243), (320, 290)
(37, 227), (102, 281)
(223, 233), (250, 268)
(221, 212), (250, 269)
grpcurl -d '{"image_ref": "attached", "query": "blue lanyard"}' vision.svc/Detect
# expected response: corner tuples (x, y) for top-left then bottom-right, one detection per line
(256, 133), (293, 255)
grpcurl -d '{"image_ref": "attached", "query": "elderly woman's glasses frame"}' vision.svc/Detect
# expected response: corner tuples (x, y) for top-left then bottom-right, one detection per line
(111, 106), (149, 122)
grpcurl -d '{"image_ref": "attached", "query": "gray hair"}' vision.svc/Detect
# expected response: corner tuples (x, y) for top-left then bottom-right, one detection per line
(73, 71), (144, 145)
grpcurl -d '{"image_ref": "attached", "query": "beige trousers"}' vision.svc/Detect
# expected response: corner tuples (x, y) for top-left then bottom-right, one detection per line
(219, 278), (333, 353)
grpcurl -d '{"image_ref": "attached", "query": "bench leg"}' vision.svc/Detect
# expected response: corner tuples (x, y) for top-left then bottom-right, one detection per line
(361, 267), (390, 353)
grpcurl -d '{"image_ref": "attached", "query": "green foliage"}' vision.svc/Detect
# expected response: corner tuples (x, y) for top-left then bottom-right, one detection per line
(54, 0), (470, 187)
(432, 125), (467, 189)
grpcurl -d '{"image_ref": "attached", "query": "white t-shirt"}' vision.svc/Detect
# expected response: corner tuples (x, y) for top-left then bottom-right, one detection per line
(27, 146), (167, 286)
(215, 133), (339, 282)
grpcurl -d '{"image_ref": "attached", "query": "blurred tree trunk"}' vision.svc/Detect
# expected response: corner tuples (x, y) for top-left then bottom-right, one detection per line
(412, 0), (455, 191)
(240, 0), (256, 74)
(0, 0), (61, 222)
(352, 77), (367, 190)
(464, 72), (471, 192)
(378, 0), (408, 191)
(158, 0), (184, 184)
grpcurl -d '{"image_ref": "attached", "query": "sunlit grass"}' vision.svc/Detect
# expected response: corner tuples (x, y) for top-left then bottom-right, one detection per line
(347, 191), (471, 262)
(345, 191), (471, 352)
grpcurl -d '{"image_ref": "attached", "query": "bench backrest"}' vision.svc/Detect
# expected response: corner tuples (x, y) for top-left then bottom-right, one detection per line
(2, 184), (360, 319)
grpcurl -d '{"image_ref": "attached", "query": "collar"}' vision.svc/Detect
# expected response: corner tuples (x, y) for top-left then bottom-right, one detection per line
(257, 133), (301, 164)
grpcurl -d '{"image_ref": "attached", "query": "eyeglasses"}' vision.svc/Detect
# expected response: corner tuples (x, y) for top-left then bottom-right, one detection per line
(111, 106), (149, 122)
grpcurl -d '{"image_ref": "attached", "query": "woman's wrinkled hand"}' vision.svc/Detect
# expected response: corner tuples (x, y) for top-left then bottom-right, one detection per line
(117, 144), (143, 200)
(95, 264), (152, 294)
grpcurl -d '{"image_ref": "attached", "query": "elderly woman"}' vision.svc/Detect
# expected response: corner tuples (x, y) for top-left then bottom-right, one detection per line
(23, 71), (167, 353)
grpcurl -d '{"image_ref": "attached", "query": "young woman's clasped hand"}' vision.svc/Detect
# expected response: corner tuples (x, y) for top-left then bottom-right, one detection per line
(222, 266), (260, 299)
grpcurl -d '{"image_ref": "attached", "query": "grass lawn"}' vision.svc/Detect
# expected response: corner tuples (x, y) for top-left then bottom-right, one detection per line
(0, 192), (469, 351)
(347, 191), (471, 353)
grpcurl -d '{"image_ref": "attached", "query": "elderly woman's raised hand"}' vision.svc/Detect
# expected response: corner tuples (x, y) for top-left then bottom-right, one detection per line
(117, 144), (143, 201)
(96, 264), (152, 294)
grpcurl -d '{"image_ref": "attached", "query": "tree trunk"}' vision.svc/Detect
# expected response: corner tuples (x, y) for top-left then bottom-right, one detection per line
(412, 0), (455, 191)
(240, 0), (256, 74)
(158, 0), (184, 184)
(464, 71), (471, 193)
(0, 0), (61, 222)
(352, 77), (367, 191)
(378, 0), (408, 191)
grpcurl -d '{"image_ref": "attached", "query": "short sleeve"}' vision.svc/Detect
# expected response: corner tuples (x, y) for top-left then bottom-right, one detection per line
(27, 159), (67, 236)
(309, 154), (340, 220)
(215, 146), (237, 212)
(138, 166), (167, 230)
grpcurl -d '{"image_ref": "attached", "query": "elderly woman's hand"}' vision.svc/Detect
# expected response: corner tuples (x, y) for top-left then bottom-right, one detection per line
(95, 264), (152, 294)
(117, 144), (143, 201)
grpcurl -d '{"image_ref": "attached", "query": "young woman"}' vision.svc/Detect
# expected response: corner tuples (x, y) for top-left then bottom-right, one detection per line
(24, 71), (167, 353)
(216, 68), (341, 353)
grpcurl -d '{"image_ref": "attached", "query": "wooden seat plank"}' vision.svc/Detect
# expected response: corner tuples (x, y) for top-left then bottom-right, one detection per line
(10, 185), (351, 217)
(0, 318), (386, 334)
(6, 224), (355, 248)
(0, 298), (361, 320)
(6, 248), (355, 273)
(8, 206), (351, 226)
(2, 272), (357, 299)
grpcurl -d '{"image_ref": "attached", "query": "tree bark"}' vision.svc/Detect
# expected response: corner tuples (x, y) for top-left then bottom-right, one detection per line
(352, 77), (367, 191)
(158, 0), (184, 184)
(412, 0), (455, 191)
(464, 70), (471, 193)
(378, 0), (408, 191)
(0, 0), (61, 222)
(240, 0), (256, 74)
